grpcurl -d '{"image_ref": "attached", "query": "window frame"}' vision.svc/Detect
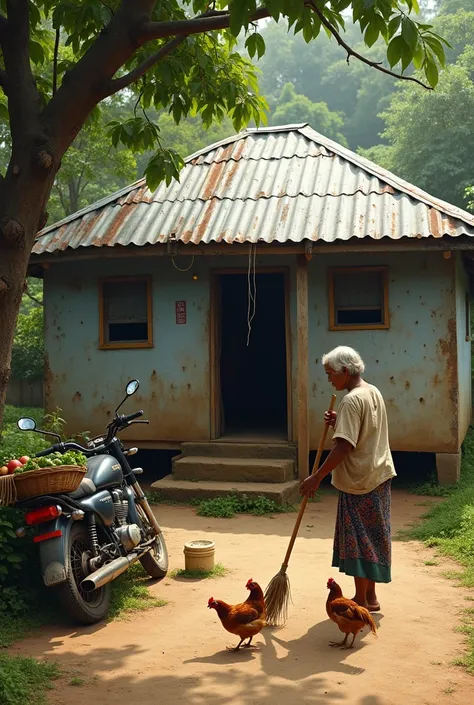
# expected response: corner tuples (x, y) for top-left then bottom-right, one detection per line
(99, 275), (153, 350)
(328, 265), (390, 331)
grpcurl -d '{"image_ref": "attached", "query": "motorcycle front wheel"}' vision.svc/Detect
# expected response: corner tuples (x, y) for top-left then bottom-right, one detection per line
(55, 522), (111, 625)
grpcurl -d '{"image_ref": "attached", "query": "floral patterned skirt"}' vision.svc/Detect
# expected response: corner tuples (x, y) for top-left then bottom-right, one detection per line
(332, 479), (392, 583)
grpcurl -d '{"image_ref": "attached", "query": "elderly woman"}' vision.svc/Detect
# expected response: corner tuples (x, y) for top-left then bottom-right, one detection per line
(300, 345), (396, 612)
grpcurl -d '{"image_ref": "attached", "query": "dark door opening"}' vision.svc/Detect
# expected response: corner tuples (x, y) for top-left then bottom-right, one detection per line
(218, 272), (288, 439)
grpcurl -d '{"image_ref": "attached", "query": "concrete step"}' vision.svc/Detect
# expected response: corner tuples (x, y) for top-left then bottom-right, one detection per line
(172, 455), (295, 483)
(150, 476), (300, 506)
(180, 442), (297, 460)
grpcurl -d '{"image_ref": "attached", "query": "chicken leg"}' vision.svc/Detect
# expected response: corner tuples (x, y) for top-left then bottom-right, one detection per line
(329, 634), (348, 648)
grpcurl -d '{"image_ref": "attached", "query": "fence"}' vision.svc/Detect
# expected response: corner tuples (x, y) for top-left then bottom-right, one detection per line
(6, 378), (44, 408)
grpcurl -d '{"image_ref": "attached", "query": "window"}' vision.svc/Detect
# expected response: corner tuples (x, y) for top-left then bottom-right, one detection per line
(99, 276), (153, 349)
(328, 266), (389, 331)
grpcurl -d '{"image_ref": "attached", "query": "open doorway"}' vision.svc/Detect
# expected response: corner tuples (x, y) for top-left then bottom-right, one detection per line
(214, 271), (289, 440)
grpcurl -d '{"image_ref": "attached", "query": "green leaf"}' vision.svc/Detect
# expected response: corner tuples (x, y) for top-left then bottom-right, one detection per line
(425, 55), (439, 88)
(413, 42), (424, 70)
(364, 22), (379, 48)
(387, 35), (406, 68)
(401, 17), (418, 53)
(254, 33), (266, 59)
(424, 35), (446, 68)
(245, 33), (257, 60)
(388, 15), (402, 39)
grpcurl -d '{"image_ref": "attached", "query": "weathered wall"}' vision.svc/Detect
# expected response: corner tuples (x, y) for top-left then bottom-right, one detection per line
(44, 249), (460, 452)
(307, 251), (458, 453)
(44, 257), (212, 443)
(455, 253), (472, 447)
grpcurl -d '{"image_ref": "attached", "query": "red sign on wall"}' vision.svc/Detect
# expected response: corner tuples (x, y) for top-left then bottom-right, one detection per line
(175, 300), (187, 324)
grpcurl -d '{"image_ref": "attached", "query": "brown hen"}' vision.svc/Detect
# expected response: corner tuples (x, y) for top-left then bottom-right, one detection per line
(326, 578), (377, 649)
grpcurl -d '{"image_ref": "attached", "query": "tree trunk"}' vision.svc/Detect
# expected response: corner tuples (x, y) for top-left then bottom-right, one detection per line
(0, 156), (56, 430)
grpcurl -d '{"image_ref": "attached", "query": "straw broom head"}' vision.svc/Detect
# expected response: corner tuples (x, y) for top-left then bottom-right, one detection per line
(264, 564), (292, 627)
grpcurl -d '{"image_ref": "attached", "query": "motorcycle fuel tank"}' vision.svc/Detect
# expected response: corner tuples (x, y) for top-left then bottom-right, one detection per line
(86, 454), (123, 490)
(78, 490), (115, 526)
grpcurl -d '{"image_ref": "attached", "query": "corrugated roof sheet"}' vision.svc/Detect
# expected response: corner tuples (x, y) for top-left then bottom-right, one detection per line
(33, 123), (474, 255)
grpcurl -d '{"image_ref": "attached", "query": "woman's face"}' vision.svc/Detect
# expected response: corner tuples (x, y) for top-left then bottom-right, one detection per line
(324, 364), (348, 391)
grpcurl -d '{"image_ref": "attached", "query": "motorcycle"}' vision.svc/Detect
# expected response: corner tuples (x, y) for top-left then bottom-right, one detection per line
(15, 379), (168, 625)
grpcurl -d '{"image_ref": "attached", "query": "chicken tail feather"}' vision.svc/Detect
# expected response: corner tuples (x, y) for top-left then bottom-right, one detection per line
(354, 606), (377, 637)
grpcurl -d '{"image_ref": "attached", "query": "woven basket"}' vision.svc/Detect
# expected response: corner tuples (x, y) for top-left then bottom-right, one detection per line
(14, 465), (87, 501)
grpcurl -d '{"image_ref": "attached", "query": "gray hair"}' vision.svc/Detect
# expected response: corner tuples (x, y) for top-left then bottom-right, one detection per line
(321, 346), (365, 376)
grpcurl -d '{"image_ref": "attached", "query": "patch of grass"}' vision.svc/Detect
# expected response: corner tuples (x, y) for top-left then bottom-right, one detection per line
(0, 613), (45, 649)
(170, 562), (228, 580)
(109, 563), (167, 620)
(408, 482), (457, 497)
(69, 677), (85, 687)
(197, 492), (295, 518)
(0, 655), (60, 705)
(424, 560), (439, 567)
(405, 428), (474, 672)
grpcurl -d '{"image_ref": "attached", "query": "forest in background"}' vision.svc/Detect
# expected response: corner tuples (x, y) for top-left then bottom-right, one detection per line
(14, 0), (469, 224)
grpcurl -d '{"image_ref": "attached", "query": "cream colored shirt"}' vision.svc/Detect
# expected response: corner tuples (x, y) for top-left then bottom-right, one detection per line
(331, 384), (396, 495)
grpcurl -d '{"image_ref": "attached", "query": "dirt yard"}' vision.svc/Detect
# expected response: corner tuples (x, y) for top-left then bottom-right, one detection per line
(9, 490), (474, 705)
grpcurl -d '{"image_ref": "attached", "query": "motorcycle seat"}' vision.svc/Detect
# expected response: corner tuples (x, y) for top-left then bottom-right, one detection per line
(69, 477), (97, 499)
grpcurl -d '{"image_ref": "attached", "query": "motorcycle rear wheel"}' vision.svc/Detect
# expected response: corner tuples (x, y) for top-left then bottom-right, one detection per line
(137, 505), (169, 579)
(55, 522), (111, 625)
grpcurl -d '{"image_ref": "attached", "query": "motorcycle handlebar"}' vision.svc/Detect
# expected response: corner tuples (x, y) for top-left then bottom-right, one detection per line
(33, 412), (148, 458)
(121, 410), (144, 424)
(35, 444), (62, 458)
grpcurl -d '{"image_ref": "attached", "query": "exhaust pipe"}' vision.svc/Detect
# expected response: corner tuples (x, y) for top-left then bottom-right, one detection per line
(81, 552), (144, 592)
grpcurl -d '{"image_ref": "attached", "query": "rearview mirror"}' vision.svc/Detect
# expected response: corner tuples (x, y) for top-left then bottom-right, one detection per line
(17, 417), (36, 432)
(126, 379), (139, 396)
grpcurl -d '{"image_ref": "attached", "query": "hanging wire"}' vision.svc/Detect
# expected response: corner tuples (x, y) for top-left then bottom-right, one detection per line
(246, 242), (257, 346)
(171, 254), (195, 272)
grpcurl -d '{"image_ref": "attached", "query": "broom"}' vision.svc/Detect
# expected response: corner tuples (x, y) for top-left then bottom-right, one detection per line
(264, 393), (337, 627)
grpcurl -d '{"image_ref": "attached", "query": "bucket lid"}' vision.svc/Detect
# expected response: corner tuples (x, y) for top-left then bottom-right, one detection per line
(184, 539), (215, 549)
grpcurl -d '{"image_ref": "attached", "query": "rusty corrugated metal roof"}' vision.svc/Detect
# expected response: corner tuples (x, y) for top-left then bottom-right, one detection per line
(33, 123), (474, 255)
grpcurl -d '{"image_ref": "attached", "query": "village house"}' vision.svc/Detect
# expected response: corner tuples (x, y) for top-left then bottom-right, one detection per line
(28, 124), (474, 502)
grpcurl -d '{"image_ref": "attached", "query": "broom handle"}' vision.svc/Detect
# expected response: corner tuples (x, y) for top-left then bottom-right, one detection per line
(282, 393), (337, 567)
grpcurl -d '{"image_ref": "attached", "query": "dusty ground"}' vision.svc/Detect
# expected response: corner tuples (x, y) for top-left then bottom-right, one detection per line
(10, 490), (474, 705)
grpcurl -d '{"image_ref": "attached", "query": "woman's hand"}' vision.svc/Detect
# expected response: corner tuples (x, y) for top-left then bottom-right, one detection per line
(300, 473), (321, 499)
(324, 410), (337, 428)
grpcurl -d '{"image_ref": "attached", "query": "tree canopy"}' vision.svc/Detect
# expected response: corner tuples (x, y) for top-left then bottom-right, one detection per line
(362, 6), (474, 208)
(0, 0), (452, 428)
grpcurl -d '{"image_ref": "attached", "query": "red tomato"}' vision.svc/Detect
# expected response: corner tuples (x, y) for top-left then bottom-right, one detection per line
(7, 459), (23, 474)
(19, 456), (30, 465)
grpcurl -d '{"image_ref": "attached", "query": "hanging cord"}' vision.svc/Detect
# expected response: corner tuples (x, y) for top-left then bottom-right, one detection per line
(171, 254), (195, 272)
(246, 242), (257, 346)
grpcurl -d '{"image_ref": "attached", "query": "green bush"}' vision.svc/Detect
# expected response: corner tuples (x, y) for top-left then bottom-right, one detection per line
(0, 407), (47, 617)
(197, 492), (293, 518)
(10, 306), (44, 382)
(0, 655), (59, 705)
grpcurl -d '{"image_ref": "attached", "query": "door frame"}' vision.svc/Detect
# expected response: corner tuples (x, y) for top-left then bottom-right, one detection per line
(209, 266), (293, 441)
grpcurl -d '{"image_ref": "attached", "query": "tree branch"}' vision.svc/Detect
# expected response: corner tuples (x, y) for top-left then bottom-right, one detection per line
(52, 27), (60, 95)
(141, 7), (270, 42)
(106, 35), (188, 95)
(308, 1), (432, 90)
(24, 285), (43, 307)
(3, 1), (43, 139)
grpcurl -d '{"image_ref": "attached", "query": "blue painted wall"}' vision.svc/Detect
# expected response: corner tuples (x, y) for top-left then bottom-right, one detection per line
(44, 249), (466, 453)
